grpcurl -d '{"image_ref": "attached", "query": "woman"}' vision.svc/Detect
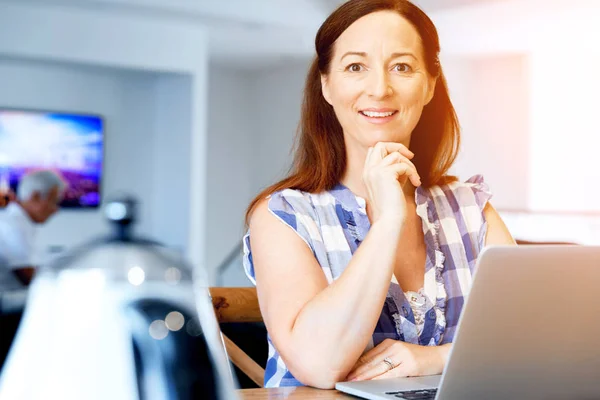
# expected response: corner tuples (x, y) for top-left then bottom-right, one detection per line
(243, 0), (515, 389)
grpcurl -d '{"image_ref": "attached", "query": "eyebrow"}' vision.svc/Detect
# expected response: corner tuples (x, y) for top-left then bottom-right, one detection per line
(340, 51), (417, 62)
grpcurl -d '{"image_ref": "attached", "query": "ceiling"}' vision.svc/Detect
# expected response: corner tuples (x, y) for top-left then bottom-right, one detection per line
(415, 0), (509, 12)
(315, 0), (512, 14)
(205, 0), (512, 67)
(1, 0), (513, 68)
(202, 0), (512, 67)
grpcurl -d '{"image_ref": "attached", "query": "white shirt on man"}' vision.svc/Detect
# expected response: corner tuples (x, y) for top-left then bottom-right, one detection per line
(0, 203), (37, 291)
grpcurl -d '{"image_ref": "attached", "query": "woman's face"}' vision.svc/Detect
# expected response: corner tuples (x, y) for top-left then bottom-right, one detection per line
(321, 11), (436, 151)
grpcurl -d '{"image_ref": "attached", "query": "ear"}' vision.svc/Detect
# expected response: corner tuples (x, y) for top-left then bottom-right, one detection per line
(424, 75), (437, 106)
(321, 74), (333, 106)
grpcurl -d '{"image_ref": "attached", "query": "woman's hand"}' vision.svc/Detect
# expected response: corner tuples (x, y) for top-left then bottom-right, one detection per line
(362, 142), (421, 225)
(345, 339), (447, 382)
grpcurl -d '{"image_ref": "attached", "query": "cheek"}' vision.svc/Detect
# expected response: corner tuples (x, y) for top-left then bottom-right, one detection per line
(395, 79), (430, 107)
(330, 78), (362, 109)
(405, 90), (426, 107)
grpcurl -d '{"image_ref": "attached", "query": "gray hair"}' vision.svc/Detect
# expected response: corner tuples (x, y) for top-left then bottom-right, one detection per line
(17, 170), (66, 202)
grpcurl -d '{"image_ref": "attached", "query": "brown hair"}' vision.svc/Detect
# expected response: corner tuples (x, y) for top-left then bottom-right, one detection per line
(245, 0), (460, 224)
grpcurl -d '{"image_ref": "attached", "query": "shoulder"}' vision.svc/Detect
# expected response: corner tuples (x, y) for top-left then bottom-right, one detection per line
(448, 174), (491, 200)
(1, 203), (32, 226)
(0, 214), (34, 268)
(419, 175), (493, 239)
(0, 205), (31, 237)
(434, 175), (514, 245)
(251, 188), (340, 228)
(480, 202), (516, 245)
(248, 188), (335, 255)
(244, 189), (326, 283)
(250, 189), (316, 231)
(427, 174), (492, 212)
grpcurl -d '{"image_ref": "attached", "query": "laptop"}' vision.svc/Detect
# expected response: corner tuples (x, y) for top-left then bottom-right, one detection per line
(336, 245), (600, 400)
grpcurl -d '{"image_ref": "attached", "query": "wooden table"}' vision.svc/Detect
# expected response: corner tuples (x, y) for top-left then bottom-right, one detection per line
(238, 387), (355, 399)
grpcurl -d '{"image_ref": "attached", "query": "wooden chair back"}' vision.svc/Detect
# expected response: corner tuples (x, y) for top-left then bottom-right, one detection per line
(209, 287), (265, 387)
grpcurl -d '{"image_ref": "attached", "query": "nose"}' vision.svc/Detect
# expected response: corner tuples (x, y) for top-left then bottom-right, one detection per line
(366, 68), (392, 99)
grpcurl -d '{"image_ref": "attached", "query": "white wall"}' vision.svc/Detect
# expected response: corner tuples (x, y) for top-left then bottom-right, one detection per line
(430, 0), (600, 56)
(251, 60), (312, 191)
(206, 66), (255, 285)
(208, 59), (311, 286)
(152, 74), (193, 253)
(446, 54), (530, 210)
(529, 49), (600, 213)
(109, 71), (158, 241)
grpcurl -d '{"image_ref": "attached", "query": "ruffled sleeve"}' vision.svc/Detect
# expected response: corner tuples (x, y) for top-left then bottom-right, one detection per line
(464, 174), (493, 212)
(462, 175), (493, 249)
(242, 189), (320, 285)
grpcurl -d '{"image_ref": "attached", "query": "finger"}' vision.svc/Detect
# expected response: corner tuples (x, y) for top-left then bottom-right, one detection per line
(373, 142), (414, 160)
(348, 345), (395, 380)
(365, 145), (385, 171)
(378, 152), (418, 177)
(392, 152), (417, 172)
(364, 146), (376, 169)
(406, 165), (422, 187)
(387, 162), (421, 187)
(379, 151), (402, 167)
(372, 362), (408, 380)
(370, 142), (413, 166)
(377, 152), (420, 188)
(354, 341), (394, 369)
(364, 142), (389, 169)
(349, 357), (397, 382)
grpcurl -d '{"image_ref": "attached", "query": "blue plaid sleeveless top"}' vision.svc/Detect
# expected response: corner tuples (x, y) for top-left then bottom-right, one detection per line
(243, 175), (491, 387)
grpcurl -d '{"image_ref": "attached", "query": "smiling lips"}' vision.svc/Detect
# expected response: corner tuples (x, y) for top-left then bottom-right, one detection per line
(359, 108), (398, 123)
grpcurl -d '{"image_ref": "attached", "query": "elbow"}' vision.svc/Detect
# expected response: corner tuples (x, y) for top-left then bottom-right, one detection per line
(310, 373), (348, 390)
(293, 369), (345, 390)
(286, 356), (350, 389)
(274, 332), (357, 388)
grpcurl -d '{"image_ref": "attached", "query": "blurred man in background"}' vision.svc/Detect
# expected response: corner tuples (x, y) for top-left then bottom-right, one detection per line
(0, 170), (66, 370)
(0, 170), (66, 289)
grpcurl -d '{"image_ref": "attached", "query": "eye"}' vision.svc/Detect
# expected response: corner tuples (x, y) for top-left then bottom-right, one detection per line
(393, 63), (412, 73)
(346, 63), (364, 72)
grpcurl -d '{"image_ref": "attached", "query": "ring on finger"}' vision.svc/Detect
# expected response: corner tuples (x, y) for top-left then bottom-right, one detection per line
(382, 357), (395, 371)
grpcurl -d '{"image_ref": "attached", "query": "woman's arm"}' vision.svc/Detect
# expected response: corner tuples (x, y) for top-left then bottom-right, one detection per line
(345, 202), (517, 382)
(250, 199), (403, 388)
(483, 203), (516, 246)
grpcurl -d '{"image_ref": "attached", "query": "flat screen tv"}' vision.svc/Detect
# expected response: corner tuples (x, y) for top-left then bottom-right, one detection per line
(0, 108), (104, 208)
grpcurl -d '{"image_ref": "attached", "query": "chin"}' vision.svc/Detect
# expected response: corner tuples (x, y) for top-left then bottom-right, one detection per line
(365, 133), (408, 146)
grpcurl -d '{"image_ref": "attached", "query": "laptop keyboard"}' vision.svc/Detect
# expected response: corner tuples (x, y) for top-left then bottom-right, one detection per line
(385, 388), (438, 399)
